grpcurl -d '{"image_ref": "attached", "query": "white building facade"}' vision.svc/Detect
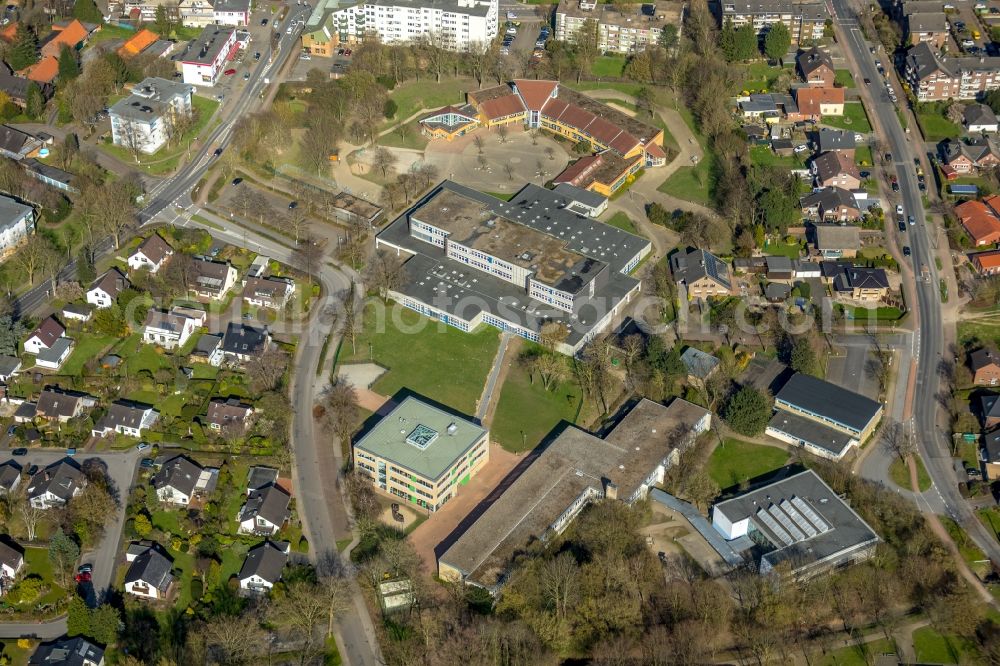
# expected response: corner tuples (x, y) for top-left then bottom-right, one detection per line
(110, 78), (195, 155)
(0, 196), (33, 259)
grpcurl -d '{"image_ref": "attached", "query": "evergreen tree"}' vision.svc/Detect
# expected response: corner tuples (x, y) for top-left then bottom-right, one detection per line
(66, 597), (91, 637)
(658, 24), (679, 50)
(719, 20), (739, 62)
(8, 24), (38, 71)
(73, 0), (104, 24)
(733, 24), (759, 61)
(790, 336), (819, 376)
(25, 82), (43, 119)
(723, 386), (772, 436)
(764, 22), (792, 61)
(58, 45), (80, 84)
(154, 4), (172, 37)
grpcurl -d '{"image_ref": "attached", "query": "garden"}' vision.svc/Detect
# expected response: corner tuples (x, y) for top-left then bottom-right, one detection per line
(706, 438), (790, 492)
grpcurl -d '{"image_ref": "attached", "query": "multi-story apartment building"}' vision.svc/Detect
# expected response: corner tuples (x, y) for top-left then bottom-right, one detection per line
(905, 41), (1000, 101)
(110, 77), (194, 155)
(302, 0), (497, 55)
(906, 12), (948, 49)
(718, 0), (827, 44)
(353, 396), (490, 512)
(174, 26), (238, 87)
(554, 0), (680, 54)
(178, 0), (216, 27)
(0, 195), (33, 260)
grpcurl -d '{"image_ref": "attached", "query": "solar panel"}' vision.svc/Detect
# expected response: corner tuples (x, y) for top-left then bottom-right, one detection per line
(768, 504), (806, 542)
(755, 507), (793, 546)
(792, 496), (831, 533)
(779, 499), (818, 538)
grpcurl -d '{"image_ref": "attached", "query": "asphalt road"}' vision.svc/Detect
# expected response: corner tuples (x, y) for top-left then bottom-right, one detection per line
(0, 448), (140, 639)
(832, 0), (1000, 564)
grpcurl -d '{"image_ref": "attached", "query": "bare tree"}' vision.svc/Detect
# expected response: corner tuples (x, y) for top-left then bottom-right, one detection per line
(473, 134), (485, 154)
(497, 124), (509, 144)
(201, 614), (269, 665)
(115, 116), (147, 162)
(371, 146), (397, 179)
(881, 420), (917, 464)
(244, 346), (289, 393)
(14, 234), (58, 286)
(268, 578), (349, 662)
(319, 379), (360, 454)
(365, 250), (403, 301)
(17, 495), (44, 541)
(232, 187), (267, 221)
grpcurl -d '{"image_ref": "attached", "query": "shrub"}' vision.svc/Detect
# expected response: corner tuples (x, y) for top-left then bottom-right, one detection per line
(190, 577), (203, 600)
(297, 536), (309, 553)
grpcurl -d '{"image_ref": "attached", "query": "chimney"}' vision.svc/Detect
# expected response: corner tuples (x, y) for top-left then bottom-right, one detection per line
(603, 478), (618, 500)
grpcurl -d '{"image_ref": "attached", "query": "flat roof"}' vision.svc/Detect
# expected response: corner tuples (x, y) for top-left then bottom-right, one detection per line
(713, 469), (879, 571)
(438, 398), (709, 588)
(767, 410), (856, 458)
(774, 373), (882, 434)
(0, 194), (30, 228)
(556, 0), (679, 28)
(353, 396), (486, 481)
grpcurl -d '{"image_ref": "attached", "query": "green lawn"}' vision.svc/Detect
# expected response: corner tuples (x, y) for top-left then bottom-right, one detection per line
(855, 145), (873, 167)
(151, 509), (185, 537)
(383, 78), (471, 130)
(376, 127), (429, 151)
(834, 69), (856, 88)
(336, 303), (500, 415)
(707, 439), (790, 492)
(592, 55), (626, 78)
(913, 626), (979, 664)
(604, 211), (639, 235)
(978, 506), (1000, 540)
(563, 81), (646, 97)
(941, 515), (990, 575)
(763, 240), (803, 259)
(839, 305), (903, 321)
(60, 335), (116, 376)
(957, 319), (1000, 348)
(916, 107), (963, 142)
(739, 62), (793, 92)
(99, 95), (220, 175)
(22, 546), (67, 608)
(491, 346), (583, 452)
(888, 456), (931, 492)
(125, 340), (174, 376)
(658, 149), (717, 207)
(818, 639), (896, 666)
(86, 24), (137, 46)
(749, 145), (804, 168)
(821, 102), (872, 132)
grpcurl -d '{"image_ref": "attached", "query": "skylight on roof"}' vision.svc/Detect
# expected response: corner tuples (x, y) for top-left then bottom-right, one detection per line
(406, 424), (438, 450)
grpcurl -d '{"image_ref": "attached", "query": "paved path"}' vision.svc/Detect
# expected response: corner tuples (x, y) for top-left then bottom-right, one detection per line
(476, 331), (512, 421)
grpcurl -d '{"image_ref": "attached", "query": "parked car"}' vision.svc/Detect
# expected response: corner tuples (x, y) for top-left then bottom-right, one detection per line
(74, 571), (91, 583)
(860, 170), (871, 178)
(140, 458), (154, 469)
(136, 442), (150, 451)
(909, 215), (916, 225)
(793, 144), (809, 153)
(27, 464), (37, 476)
(864, 77), (871, 84)
(288, 201), (298, 209)
(896, 204), (904, 216)
(6, 425), (16, 436)
(918, 182), (926, 192)
(11, 447), (25, 455)
(254, 52), (261, 60)
(260, 17), (267, 25)
(903, 246), (911, 256)
(231, 177), (242, 186)
(78, 564), (92, 574)
(892, 181), (900, 192)
(214, 148), (223, 157)
(66, 448), (76, 456)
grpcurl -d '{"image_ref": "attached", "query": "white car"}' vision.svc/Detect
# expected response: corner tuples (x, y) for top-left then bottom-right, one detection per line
(793, 144), (809, 153)
(507, 11), (517, 18)
(896, 204), (904, 216)
(286, 26), (293, 33)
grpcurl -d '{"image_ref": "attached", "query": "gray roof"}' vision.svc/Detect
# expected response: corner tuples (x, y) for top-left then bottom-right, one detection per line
(985, 429), (1000, 463)
(247, 466), (279, 491)
(213, 0), (250, 12)
(680, 347), (720, 379)
(765, 282), (792, 300)
(143, 309), (189, 333)
(29, 637), (105, 666)
(238, 484), (290, 527)
(712, 469), (879, 572)
(816, 128), (856, 152)
(965, 103), (998, 128)
(766, 255), (794, 273)
(239, 540), (287, 584)
(178, 26), (235, 66)
(0, 537), (22, 570)
(775, 373), (882, 434)
(135, 233), (173, 264)
(152, 455), (203, 496)
(767, 410), (856, 458)
(0, 125), (40, 158)
(801, 187), (860, 214)
(0, 460), (21, 491)
(354, 396), (487, 481)
(124, 544), (174, 592)
(670, 248), (732, 290)
(907, 11), (947, 33)
(907, 41), (1000, 81)
(0, 354), (20, 376)
(36, 337), (73, 366)
(110, 77), (192, 124)
(981, 394), (1000, 425)
(722, 0), (827, 20)
(90, 267), (130, 298)
(221, 322), (269, 356)
(0, 194), (32, 232)
(798, 46), (833, 77)
(814, 224), (860, 249)
(97, 400), (155, 431)
(972, 348), (1000, 372)
(552, 182), (607, 210)
(36, 387), (92, 420)
(741, 94), (778, 114)
(192, 333), (222, 356)
(812, 151), (859, 183)
(843, 266), (889, 290)
(27, 458), (83, 502)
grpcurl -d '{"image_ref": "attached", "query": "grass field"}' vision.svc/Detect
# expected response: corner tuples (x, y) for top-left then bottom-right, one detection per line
(958, 319), (1000, 347)
(23, 546), (67, 608)
(658, 149), (717, 207)
(491, 345), (583, 452)
(763, 240), (803, 259)
(941, 515), (990, 575)
(592, 55), (626, 78)
(377, 126), (429, 150)
(604, 211), (640, 235)
(840, 305), (903, 321)
(821, 103), (872, 132)
(707, 439), (789, 492)
(749, 145), (804, 168)
(383, 78), (472, 130)
(888, 456), (931, 491)
(336, 303), (500, 414)
(739, 62), (793, 92)
(916, 107), (963, 142)
(818, 639), (896, 666)
(61, 335), (116, 376)
(855, 145), (873, 166)
(913, 626), (979, 664)
(834, 69), (856, 88)
(978, 506), (1000, 540)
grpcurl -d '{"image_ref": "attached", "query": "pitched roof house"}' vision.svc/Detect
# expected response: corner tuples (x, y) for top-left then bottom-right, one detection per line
(27, 458), (85, 509)
(128, 233), (173, 273)
(971, 348), (1000, 386)
(237, 484), (290, 536)
(238, 540), (288, 593)
(797, 47), (835, 86)
(142, 309), (197, 350)
(241, 276), (295, 309)
(35, 387), (96, 423)
(669, 248), (732, 299)
(219, 322), (271, 363)
(24, 315), (65, 355)
(86, 268), (130, 309)
(28, 637), (104, 666)
(956, 198), (1000, 246)
(206, 397), (254, 431)
(813, 224), (861, 258)
(0, 460), (21, 495)
(800, 187), (861, 222)
(0, 537), (23, 581)
(124, 542), (174, 600)
(832, 266), (890, 301)
(152, 455), (217, 505)
(973, 249), (1000, 276)
(965, 103), (999, 133)
(190, 258), (238, 300)
(91, 401), (158, 438)
(812, 151), (861, 189)
(815, 128), (856, 155)
(795, 87), (845, 119)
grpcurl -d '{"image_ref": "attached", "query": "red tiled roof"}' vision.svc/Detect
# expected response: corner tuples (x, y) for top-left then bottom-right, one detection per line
(957, 200), (1000, 244)
(552, 155), (602, 186)
(540, 95), (641, 156)
(795, 87), (845, 116)
(645, 142), (666, 159)
(20, 56), (58, 83)
(0, 22), (18, 44)
(41, 19), (88, 59)
(974, 250), (1000, 271)
(984, 194), (1000, 216)
(512, 79), (557, 111)
(477, 93), (525, 121)
(118, 28), (158, 57)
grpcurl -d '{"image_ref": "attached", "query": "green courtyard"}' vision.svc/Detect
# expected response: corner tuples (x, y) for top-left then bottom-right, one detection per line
(707, 439), (790, 492)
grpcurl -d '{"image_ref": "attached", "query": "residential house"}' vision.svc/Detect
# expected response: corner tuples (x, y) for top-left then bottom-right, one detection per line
(27, 458), (85, 509)
(28, 637), (104, 666)
(905, 41), (1000, 101)
(238, 540), (287, 594)
(800, 187), (862, 222)
(971, 348), (1000, 385)
(35, 387), (96, 423)
(237, 484), (290, 535)
(812, 151), (861, 189)
(795, 87), (845, 120)
(91, 401), (159, 438)
(128, 233), (173, 274)
(152, 455), (217, 506)
(241, 276), (295, 309)
(0, 355), (20, 382)
(739, 94), (780, 122)
(670, 248), (733, 299)
(831, 265), (890, 301)
(0, 62), (44, 108)
(190, 333), (222, 365)
(206, 397), (253, 431)
(906, 12), (948, 48)
(797, 47), (835, 86)
(973, 249), (1000, 275)
(982, 393), (1000, 430)
(813, 223), (860, 258)
(110, 77), (195, 155)
(35, 338), (74, 371)
(0, 460), (21, 495)
(124, 542), (174, 600)
(942, 137), (1000, 174)
(40, 20), (90, 59)
(966, 104), (999, 134)
(718, 0), (828, 45)
(142, 309), (197, 350)
(0, 194), (34, 259)
(680, 347), (720, 385)
(246, 466), (279, 494)
(177, 0), (215, 27)
(815, 128), (856, 157)
(219, 322), (271, 364)
(0, 538), (23, 589)
(191, 258), (238, 300)
(176, 26), (238, 87)
(983, 430), (1000, 479)
(86, 268), (130, 309)
(24, 315), (65, 355)
(0, 125), (42, 161)
(956, 198), (1000, 246)
(61, 304), (91, 322)
(213, 0), (251, 25)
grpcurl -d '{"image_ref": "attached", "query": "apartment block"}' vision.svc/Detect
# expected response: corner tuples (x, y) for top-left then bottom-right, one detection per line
(554, 0), (681, 54)
(718, 0), (827, 45)
(905, 41), (1000, 101)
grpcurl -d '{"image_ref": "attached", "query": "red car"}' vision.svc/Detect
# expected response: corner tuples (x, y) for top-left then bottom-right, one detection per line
(224, 68), (237, 76)
(74, 571), (91, 583)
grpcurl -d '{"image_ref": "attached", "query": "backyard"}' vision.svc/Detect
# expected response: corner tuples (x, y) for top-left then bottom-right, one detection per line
(336, 303), (500, 415)
(706, 439), (790, 492)
(749, 145), (805, 169)
(820, 103), (872, 132)
(915, 105), (963, 142)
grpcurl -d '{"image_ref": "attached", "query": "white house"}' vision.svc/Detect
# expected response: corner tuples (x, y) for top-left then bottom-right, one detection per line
(27, 459), (85, 509)
(178, 26), (237, 87)
(86, 268), (131, 309)
(0, 461), (21, 495)
(0, 539), (23, 591)
(124, 543), (174, 600)
(237, 484), (290, 536)
(152, 455), (217, 506)
(142, 309), (197, 350)
(0, 355), (21, 382)
(23, 315), (65, 355)
(0, 195), (34, 259)
(213, 0), (250, 25)
(178, 0), (215, 26)
(35, 337), (74, 371)
(61, 303), (92, 322)
(128, 233), (174, 274)
(91, 401), (159, 438)
(110, 78), (195, 155)
(238, 541), (288, 594)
